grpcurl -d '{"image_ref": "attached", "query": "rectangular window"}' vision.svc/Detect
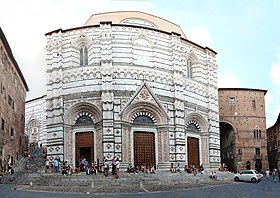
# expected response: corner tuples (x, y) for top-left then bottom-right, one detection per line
(229, 97), (235, 108)
(10, 127), (14, 139)
(255, 148), (260, 156)
(187, 59), (193, 78)
(252, 100), (256, 109)
(1, 118), (4, 131)
(278, 140), (280, 147)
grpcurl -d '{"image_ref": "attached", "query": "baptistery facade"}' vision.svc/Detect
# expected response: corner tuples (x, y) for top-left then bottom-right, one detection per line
(45, 11), (219, 169)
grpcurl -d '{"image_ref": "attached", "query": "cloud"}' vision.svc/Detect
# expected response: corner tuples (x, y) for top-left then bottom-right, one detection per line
(218, 71), (241, 88)
(269, 53), (280, 86)
(187, 26), (212, 47)
(265, 92), (274, 109)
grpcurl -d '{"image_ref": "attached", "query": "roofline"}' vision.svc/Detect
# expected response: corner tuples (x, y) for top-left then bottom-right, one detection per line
(45, 24), (217, 55)
(0, 27), (29, 91)
(218, 88), (267, 95)
(84, 11), (187, 37)
(25, 94), (47, 103)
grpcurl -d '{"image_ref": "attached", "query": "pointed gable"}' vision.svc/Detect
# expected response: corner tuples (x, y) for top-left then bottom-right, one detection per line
(120, 82), (169, 124)
(125, 82), (161, 108)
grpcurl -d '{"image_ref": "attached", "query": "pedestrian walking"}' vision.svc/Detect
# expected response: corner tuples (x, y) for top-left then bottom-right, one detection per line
(54, 159), (59, 172)
(272, 169), (277, 182)
(104, 159), (109, 177)
(112, 156), (116, 175)
(115, 157), (120, 178)
(265, 168), (270, 178)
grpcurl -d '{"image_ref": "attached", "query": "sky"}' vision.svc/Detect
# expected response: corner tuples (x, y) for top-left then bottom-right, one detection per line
(0, 0), (280, 127)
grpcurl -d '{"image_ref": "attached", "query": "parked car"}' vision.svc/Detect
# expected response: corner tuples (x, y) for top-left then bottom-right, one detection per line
(234, 170), (263, 183)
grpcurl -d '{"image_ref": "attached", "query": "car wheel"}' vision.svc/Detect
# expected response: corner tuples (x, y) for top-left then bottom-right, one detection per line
(234, 176), (239, 182)
(251, 178), (257, 183)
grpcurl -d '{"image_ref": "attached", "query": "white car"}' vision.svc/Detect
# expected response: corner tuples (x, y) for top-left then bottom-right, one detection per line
(234, 170), (263, 183)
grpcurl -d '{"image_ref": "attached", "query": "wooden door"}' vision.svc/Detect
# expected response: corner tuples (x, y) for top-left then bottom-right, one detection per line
(75, 132), (94, 165)
(134, 132), (155, 168)
(187, 137), (200, 168)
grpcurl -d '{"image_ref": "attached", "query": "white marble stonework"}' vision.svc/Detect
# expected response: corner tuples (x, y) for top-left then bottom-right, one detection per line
(44, 11), (220, 170)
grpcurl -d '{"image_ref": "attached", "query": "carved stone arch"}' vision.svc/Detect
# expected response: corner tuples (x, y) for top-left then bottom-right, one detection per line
(27, 118), (40, 143)
(121, 102), (168, 125)
(131, 111), (157, 124)
(185, 113), (208, 132)
(64, 102), (102, 126)
(27, 118), (39, 130)
(72, 33), (92, 49)
(185, 49), (200, 64)
(132, 33), (154, 46)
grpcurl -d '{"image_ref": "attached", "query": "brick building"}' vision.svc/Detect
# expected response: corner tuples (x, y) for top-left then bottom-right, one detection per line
(0, 27), (29, 171)
(267, 114), (280, 170)
(219, 88), (268, 173)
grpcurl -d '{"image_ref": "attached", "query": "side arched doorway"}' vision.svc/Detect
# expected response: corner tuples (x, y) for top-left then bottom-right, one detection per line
(187, 137), (200, 167)
(220, 122), (235, 172)
(186, 123), (201, 168)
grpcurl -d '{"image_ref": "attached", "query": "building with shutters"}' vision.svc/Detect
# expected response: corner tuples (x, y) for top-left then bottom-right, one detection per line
(41, 11), (220, 170)
(0, 27), (29, 171)
(218, 88), (268, 173)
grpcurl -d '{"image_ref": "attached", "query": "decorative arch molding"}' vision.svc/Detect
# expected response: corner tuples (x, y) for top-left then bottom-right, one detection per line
(27, 118), (40, 130)
(121, 102), (167, 125)
(185, 113), (208, 132)
(186, 120), (201, 132)
(132, 33), (154, 46)
(72, 33), (92, 49)
(185, 48), (200, 64)
(64, 102), (102, 125)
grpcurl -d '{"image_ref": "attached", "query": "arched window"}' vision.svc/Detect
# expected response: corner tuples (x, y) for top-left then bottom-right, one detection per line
(75, 115), (93, 125)
(252, 100), (256, 109)
(28, 120), (39, 143)
(80, 46), (88, 66)
(187, 59), (193, 78)
(120, 18), (156, 29)
(133, 115), (154, 124)
(187, 123), (199, 132)
(253, 129), (261, 139)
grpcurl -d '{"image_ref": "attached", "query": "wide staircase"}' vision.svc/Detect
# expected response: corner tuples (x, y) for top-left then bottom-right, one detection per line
(3, 148), (235, 193)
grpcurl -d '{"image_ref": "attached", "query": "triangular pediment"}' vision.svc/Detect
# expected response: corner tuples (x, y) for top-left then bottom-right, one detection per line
(120, 82), (166, 114)
(131, 82), (159, 105)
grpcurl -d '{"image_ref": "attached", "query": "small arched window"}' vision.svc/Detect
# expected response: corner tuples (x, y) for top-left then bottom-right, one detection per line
(187, 59), (193, 78)
(133, 115), (154, 124)
(75, 115), (93, 125)
(252, 100), (256, 109)
(80, 46), (88, 66)
(187, 123), (199, 132)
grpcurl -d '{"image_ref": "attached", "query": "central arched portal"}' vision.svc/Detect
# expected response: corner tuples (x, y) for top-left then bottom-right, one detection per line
(75, 132), (94, 165)
(74, 115), (94, 165)
(133, 114), (156, 168)
(134, 131), (155, 168)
